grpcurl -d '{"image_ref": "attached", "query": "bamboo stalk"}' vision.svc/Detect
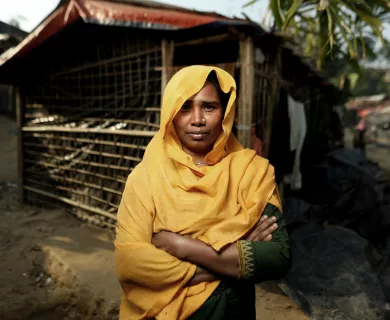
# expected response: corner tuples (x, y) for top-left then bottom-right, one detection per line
(49, 47), (161, 78)
(24, 159), (127, 183)
(161, 39), (174, 93)
(25, 106), (161, 112)
(24, 185), (117, 220)
(25, 178), (119, 209)
(176, 34), (233, 47)
(15, 87), (24, 201)
(48, 174), (122, 196)
(263, 48), (281, 158)
(84, 118), (160, 128)
(24, 150), (134, 172)
(24, 142), (142, 162)
(25, 133), (148, 150)
(237, 36), (255, 148)
(22, 126), (157, 137)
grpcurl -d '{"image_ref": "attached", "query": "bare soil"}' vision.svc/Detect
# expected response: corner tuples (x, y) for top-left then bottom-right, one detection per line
(0, 115), (307, 319)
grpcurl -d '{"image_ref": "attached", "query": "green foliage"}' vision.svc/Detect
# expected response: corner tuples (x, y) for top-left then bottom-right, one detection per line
(244, 0), (390, 75)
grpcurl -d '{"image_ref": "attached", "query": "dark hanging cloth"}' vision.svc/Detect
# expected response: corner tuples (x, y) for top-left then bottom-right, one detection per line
(268, 87), (294, 183)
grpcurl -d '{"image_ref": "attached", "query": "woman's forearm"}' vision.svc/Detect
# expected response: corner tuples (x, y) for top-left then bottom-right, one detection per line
(180, 238), (240, 278)
(186, 267), (219, 286)
(151, 213), (278, 279)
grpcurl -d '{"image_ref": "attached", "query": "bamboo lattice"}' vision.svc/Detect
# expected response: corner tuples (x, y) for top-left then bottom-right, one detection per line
(21, 33), (162, 228)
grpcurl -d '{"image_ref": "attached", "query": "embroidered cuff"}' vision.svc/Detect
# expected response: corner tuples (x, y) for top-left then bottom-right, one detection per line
(237, 240), (255, 280)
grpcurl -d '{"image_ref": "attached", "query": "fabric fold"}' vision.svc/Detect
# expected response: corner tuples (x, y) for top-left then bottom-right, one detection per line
(115, 65), (282, 319)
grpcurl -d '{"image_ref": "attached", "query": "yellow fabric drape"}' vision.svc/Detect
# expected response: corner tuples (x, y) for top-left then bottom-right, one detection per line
(115, 65), (281, 320)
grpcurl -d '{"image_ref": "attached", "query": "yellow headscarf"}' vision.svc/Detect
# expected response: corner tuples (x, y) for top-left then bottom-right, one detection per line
(115, 65), (281, 320)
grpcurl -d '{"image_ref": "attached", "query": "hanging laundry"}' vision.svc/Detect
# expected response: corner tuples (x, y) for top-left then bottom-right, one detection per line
(285, 95), (307, 190)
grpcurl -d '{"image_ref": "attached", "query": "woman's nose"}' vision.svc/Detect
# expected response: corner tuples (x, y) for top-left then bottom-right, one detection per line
(191, 106), (204, 126)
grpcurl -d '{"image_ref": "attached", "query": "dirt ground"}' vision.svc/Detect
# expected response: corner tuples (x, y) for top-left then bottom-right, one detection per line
(0, 115), (307, 319)
(0, 183), (83, 319)
(0, 183), (307, 320)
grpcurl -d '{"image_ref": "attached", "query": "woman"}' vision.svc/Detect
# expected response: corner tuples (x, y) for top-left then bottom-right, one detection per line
(115, 65), (290, 320)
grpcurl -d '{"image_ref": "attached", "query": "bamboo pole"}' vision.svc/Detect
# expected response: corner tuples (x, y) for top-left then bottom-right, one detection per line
(237, 37), (255, 148)
(263, 47), (281, 158)
(26, 133), (147, 150)
(24, 142), (142, 162)
(83, 118), (160, 128)
(48, 174), (122, 196)
(176, 34), (233, 47)
(25, 178), (119, 210)
(24, 150), (134, 172)
(22, 126), (157, 137)
(24, 158), (127, 184)
(15, 87), (24, 202)
(24, 185), (117, 221)
(49, 47), (161, 78)
(161, 39), (175, 94)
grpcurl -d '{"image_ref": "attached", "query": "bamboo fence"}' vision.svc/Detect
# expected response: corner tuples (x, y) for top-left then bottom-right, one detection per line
(20, 34), (162, 228)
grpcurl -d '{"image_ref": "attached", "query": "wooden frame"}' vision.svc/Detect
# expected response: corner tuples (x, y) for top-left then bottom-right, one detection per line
(15, 87), (24, 201)
(161, 39), (175, 94)
(237, 36), (255, 148)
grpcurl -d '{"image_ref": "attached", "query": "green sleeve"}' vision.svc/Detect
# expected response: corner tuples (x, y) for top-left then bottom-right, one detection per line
(237, 204), (291, 283)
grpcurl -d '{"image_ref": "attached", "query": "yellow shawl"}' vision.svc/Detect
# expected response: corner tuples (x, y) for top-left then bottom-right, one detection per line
(115, 65), (281, 319)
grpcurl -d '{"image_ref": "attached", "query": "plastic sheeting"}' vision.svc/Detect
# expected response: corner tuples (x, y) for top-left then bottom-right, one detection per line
(281, 149), (390, 319)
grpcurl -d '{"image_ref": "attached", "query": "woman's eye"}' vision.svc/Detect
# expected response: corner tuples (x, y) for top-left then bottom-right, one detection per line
(204, 104), (215, 111)
(181, 104), (191, 112)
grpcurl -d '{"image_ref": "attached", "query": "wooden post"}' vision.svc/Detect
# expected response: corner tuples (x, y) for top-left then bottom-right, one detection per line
(8, 86), (13, 114)
(263, 47), (281, 158)
(15, 87), (24, 202)
(161, 39), (174, 98)
(238, 37), (255, 148)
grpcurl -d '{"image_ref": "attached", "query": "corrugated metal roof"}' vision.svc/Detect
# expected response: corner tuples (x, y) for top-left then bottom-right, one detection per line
(82, 0), (226, 28)
(0, 0), (240, 66)
(104, 0), (229, 19)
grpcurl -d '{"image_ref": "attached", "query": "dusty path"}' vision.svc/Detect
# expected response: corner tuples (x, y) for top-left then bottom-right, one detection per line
(0, 181), (307, 320)
(0, 182), (120, 320)
(0, 183), (76, 319)
(0, 115), (307, 319)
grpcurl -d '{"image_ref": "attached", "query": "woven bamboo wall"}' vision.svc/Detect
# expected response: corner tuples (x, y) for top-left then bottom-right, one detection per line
(21, 31), (162, 228)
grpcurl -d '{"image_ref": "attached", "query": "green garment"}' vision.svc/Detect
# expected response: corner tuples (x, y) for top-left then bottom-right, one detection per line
(187, 281), (255, 320)
(188, 203), (290, 320)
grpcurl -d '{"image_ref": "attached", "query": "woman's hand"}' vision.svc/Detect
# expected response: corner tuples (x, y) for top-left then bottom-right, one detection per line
(245, 215), (278, 242)
(152, 231), (190, 259)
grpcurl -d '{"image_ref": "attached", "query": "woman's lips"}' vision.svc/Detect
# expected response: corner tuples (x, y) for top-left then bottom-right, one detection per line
(187, 132), (209, 141)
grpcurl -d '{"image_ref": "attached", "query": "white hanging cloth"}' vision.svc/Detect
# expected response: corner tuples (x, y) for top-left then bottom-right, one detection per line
(285, 95), (307, 190)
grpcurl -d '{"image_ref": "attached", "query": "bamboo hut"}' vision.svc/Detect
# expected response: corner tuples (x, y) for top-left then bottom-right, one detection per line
(0, 0), (343, 228)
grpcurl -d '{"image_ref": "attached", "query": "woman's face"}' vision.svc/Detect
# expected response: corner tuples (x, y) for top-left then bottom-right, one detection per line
(173, 81), (224, 159)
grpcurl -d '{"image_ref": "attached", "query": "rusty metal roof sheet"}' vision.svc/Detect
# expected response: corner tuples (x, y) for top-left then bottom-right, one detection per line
(0, 0), (239, 65)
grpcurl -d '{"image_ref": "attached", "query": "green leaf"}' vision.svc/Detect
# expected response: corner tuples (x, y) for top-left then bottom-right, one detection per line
(270, 0), (284, 28)
(333, 12), (356, 58)
(348, 72), (360, 90)
(319, 0), (329, 11)
(243, 0), (258, 9)
(283, 0), (304, 31)
(359, 29), (367, 59)
(326, 7), (334, 49)
(348, 58), (361, 74)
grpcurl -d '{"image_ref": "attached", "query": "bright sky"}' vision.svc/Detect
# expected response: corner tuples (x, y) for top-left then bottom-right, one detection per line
(0, 0), (389, 41)
(0, 0), (269, 31)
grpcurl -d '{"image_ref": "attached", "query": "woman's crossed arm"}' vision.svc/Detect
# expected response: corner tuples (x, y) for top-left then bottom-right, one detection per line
(152, 204), (290, 285)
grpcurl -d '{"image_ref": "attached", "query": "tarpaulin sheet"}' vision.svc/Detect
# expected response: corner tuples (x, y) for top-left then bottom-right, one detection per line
(281, 149), (390, 319)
